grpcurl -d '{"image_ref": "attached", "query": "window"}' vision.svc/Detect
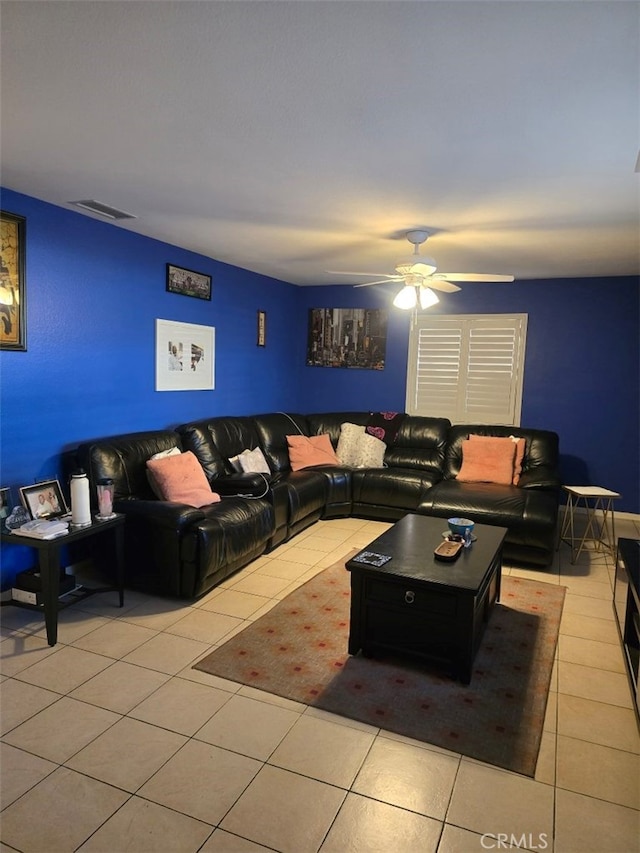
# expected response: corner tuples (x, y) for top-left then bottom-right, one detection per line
(405, 314), (528, 426)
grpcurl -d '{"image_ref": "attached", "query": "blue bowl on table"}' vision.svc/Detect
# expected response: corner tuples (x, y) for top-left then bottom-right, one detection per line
(448, 517), (475, 538)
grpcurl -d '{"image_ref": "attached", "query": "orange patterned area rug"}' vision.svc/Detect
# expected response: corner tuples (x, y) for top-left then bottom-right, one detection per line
(194, 557), (565, 776)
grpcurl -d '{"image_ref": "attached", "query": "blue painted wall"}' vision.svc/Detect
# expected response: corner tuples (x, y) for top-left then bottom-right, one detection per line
(1, 187), (638, 587)
(295, 279), (640, 517)
(0, 188), (302, 586)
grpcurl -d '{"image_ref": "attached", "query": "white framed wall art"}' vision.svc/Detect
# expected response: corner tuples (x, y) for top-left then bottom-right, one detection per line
(155, 318), (215, 391)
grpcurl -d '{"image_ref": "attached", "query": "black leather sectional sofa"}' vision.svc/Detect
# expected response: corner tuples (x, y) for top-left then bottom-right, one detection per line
(74, 412), (561, 599)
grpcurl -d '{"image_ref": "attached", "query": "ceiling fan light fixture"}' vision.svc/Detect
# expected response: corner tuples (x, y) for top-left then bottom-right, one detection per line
(344, 228), (514, 295)
(410, 258), (437, 276)
(393, 284), (418, 310)
(419, 286), (439, 309)
(395, 255), (437, 277)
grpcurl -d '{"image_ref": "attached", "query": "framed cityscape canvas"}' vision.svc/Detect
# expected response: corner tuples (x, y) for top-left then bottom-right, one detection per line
(306, 308), (387, 369)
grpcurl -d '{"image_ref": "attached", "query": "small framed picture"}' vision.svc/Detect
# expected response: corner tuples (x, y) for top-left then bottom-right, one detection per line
(20, 480), (69, 520)
(257, 310), (266, 347)
(0, 487), (11, 520)
(166, 264), (212, 301)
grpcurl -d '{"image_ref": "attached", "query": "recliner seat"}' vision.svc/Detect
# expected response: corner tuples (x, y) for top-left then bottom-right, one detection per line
(74, 429), (274, 597)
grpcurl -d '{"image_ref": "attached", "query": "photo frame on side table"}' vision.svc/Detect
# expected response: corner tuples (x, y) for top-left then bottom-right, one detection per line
(0, 487), (11, 520)
(20, 480), (69, 520)
(166, 264), (212, 301)
(0, 210), (26, 351)
(156, 318), (215, 391)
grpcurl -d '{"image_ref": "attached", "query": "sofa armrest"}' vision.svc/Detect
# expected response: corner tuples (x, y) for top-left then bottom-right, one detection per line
(518, 467), (561, 491)
(114, 498), (205, 531)
(212, 473), (270, 497)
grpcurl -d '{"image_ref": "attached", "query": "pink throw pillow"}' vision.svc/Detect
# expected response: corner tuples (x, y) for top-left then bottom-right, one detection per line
(457, 438), (516, 485)
(146, 450), (221, 507)
(469, 434), (525, 485)
(510, 436), (526, 485)
(287, 434), (339, 471)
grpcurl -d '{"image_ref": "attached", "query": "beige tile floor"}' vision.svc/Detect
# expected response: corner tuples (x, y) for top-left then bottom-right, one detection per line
(1, 515), (639, 852)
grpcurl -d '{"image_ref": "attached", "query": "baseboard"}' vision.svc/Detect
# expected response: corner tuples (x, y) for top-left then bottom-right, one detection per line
(560, 504), (639, 523)
(559, 504), (640, 539)
(616, 510), (640, 523)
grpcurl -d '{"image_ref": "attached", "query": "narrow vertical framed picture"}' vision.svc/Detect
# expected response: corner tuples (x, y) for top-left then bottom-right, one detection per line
(0, 210), (26, 351)
(257, 310), (266, 347)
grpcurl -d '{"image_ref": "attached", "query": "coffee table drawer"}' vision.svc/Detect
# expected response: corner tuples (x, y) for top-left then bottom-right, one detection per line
(365, 577), (456, 616)
(366, 603), (455, 652)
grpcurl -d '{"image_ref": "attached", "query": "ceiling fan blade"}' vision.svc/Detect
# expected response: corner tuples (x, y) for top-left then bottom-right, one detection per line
(426, 279), (462, 293)
(354, 278), (403, 288)
(432, 273), (515, 283)
(326, 270), (396, 277)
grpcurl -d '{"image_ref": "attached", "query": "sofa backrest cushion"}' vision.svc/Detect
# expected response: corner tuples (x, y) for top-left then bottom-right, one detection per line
(252, 413), (311, 473)
(76, 430), (183, 501)
(177, 417), (258, 479)
(383, 415), (451, 474)
(444, 424), (559, 480)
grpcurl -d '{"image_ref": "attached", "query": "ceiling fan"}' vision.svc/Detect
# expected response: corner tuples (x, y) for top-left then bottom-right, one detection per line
(328, 229), (514, 310)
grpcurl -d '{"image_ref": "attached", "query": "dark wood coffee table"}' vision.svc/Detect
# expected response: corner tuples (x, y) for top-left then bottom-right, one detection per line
(346, 513), (508, 683)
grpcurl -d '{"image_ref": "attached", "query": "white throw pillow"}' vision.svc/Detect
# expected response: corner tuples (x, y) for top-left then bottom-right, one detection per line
(336, 423), (386, 468)
(336, 423), (366, 466)
(150, 446), (181, 460)
(354, 432), (386, 468)
(229, 447), (271, 475)
(228, 452), (245, 473)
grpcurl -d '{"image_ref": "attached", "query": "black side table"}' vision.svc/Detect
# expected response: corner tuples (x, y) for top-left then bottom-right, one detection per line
(1, 514), (125, 646)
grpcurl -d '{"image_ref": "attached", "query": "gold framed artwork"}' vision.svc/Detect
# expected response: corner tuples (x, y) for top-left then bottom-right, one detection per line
(0, 210), (26, 351)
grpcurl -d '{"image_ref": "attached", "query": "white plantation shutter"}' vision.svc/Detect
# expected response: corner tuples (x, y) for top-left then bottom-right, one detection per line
(406, 314), (527, 425)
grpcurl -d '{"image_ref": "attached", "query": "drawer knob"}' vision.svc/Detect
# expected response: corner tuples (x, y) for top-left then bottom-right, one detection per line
(405, 590), (415, 604)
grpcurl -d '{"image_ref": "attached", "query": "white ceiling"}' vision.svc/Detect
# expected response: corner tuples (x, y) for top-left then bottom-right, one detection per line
(1, 1), (638, 286)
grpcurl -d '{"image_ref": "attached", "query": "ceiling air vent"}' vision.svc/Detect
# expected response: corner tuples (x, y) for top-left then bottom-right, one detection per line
(69, 200), (137, 220)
